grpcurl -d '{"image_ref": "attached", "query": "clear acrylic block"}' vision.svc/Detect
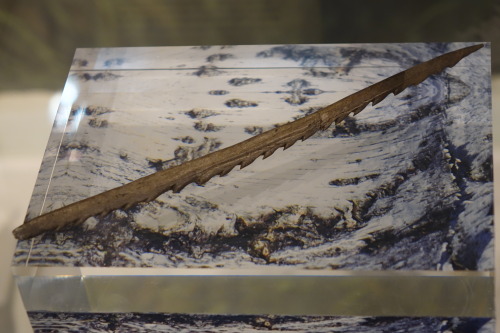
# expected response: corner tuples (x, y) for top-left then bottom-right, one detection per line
(12, 43), (494, 332)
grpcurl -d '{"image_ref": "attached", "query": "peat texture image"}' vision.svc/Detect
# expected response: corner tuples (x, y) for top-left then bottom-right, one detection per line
(14, 43), (493, 272)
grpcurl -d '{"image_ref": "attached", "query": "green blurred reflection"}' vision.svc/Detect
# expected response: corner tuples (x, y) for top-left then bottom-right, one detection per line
(0, 0), (498, 90)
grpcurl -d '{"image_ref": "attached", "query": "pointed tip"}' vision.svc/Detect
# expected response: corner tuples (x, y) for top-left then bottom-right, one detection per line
(461, 43), (484, 56)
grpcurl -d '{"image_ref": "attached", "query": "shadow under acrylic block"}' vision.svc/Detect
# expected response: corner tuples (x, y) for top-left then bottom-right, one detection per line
(12, 43), (495, 332)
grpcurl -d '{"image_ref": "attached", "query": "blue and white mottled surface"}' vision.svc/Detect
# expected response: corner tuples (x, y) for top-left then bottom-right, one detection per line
(13, 43), (492, 271)
(11, 43), (494, 331)
(27, 312), (494, 333)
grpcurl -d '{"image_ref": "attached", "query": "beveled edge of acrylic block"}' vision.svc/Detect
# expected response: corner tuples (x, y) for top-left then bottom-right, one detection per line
(12, 266), (494, 318)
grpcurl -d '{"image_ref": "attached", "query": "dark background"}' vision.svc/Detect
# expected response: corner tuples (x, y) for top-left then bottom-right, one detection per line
(0, 0), (498, 91)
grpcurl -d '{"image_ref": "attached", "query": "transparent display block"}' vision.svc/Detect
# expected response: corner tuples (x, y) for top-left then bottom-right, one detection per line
(12, 43), (494, 332)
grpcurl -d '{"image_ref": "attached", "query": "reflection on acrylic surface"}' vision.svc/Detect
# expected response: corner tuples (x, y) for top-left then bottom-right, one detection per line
(28, 312), (494, 333)
(13, 43), (493, 272)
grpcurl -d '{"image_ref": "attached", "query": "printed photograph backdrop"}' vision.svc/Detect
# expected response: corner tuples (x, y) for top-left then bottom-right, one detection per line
(27, 312), (494, 333)
(13, 43), (493, 272)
